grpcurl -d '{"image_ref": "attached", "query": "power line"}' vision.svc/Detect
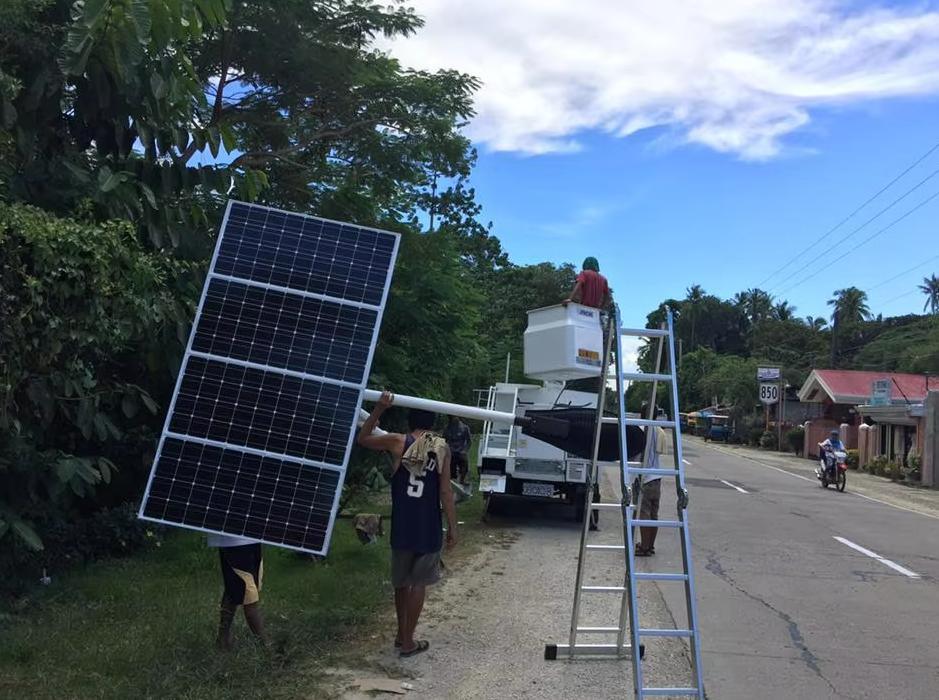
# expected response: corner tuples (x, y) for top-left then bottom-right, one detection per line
(756, 140), (939, 288)
(880, 288), (920, 306)
(774, 186), (939, 297)
(867, 254), (939, 292)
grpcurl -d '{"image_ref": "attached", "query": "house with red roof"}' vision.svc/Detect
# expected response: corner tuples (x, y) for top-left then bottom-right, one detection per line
(797, 369), (936, 485)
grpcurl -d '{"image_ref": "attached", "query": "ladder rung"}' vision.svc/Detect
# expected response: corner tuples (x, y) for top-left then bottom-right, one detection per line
(641, 688), (700, 697)
(576, 626), (620, 633)
(639, 628), (694, 637)
(628, 467), (679, 476)
(586, 544), (625, 551)
(603, 417), (677, 428)
(621, 372), (672, 382)
(621, 327), (669, 338)
(545, 642), (639, 659)
(590, 502), (622, 510)
(635, 572), (688, 581)
(581, 585), (625, 593)
(631, 519), (682, 527)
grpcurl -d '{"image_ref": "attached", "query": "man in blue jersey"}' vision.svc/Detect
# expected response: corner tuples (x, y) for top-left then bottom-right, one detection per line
(358, 390), (457, 658)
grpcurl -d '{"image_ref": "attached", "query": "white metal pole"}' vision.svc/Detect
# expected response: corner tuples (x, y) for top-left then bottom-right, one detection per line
(505, 352), (511, 383)
(361, 389), (518, 425)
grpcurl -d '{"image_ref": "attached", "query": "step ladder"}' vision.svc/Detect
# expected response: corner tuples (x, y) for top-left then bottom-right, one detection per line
(544, 306), (705, 699)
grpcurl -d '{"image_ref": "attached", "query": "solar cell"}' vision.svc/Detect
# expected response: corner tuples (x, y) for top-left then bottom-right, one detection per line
(139, 201), (399, 554)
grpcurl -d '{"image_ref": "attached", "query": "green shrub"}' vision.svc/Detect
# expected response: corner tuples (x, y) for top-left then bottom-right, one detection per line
(759, 431), (778, 450)
(785, 426), (805, 455)
(0, 204), (190, 551)
(846, 449), (859, 470)
(0, 502), (163, 598)
(906, 453), (922, 482)
(867, 455), (888, 476)
(748, 427), (765, 447)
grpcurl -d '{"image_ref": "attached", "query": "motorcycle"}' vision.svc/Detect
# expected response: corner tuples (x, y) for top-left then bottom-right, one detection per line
(816, 449), (848, 492)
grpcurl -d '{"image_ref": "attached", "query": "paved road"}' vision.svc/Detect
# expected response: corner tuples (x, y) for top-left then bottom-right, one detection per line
(648, 438), (939, 699)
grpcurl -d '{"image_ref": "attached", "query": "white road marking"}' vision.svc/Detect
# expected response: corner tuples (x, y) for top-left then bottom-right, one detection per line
(833, 536), (921, 579)
(720, 479), (748, 494)
(682, 459), (692, 466)
(758, 462), (815, 483)
(849, 491), (939, 520)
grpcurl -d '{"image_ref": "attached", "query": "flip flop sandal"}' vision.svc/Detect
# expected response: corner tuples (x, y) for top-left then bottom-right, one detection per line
(399, 640), (430, 658)
(635, 546), (653, 557)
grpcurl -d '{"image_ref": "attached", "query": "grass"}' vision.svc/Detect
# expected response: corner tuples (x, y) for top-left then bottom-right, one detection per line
(0, 442), (487, 700)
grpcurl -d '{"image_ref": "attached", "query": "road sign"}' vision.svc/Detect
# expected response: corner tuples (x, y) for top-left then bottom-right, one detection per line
(870, 379), (891, 406)
(757, 367), (781, 381)
(759, 382), (780, 405)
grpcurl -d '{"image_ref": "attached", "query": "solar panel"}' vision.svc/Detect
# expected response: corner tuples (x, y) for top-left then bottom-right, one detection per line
(139, 201), (400, 554)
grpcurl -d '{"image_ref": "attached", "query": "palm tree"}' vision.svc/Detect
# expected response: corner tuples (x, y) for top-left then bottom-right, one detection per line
(919, 274), (939, 314)
(685, 284), (705, 349)
(828, 287), (871, 326)
(733, 288), (774, 324)
(804, 315), (827, 331)
(774, 301), (796, 321)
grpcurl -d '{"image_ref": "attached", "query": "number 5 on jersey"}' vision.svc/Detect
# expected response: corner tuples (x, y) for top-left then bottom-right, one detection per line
(407, 472), (424, 498)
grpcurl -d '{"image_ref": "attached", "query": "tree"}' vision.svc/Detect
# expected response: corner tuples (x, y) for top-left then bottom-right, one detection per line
(827, 287), (871, 366)
(828, 287), (871, 326)
(804, 315), (827, 331)
(0, 203), (182, 549)
(733, 288), (774, 325)
(919, 274), (939, 314)
(773, 301), (796, 321)
(1, 0), (480, 250)
(685, 284), (705, 349)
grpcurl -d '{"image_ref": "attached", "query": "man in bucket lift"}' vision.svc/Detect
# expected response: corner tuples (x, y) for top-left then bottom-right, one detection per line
(566, 257), (612, 310)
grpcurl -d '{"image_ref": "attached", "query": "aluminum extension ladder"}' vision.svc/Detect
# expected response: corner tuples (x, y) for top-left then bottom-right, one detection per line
(544, 306), (705, 699)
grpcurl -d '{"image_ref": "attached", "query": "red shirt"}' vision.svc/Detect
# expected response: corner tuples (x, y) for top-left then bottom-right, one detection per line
(577, 270), (610, 308)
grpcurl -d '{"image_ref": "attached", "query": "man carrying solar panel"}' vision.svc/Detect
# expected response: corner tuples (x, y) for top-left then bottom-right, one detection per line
(358, 390), (458, 658)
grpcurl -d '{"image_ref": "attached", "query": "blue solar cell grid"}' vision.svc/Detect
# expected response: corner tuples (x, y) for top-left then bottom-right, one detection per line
(140, 201), (399, 554)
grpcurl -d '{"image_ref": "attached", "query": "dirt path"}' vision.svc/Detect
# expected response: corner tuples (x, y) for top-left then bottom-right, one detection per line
(333, 466), (693, 699)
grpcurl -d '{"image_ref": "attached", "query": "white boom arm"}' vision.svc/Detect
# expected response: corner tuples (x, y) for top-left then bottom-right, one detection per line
(361, 389), (518, 425)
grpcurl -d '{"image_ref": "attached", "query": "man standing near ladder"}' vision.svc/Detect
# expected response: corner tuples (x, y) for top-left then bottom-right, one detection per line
(636, 421), (669, 557)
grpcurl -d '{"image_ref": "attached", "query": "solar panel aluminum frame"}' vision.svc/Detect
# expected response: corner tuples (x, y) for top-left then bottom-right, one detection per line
(138, 200), (400, 555)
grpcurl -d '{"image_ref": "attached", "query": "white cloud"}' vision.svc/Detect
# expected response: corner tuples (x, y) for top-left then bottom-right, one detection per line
(385, 1), (939, 159)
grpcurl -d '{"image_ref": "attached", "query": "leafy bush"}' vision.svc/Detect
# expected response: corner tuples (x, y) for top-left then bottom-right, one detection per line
(881, 461), (902, 480)
(905, 453), (922, 482)
(0, 204), (189, 550)
(846, 449), (859, 470)
(0, 502), (163, 598)
(785, 426), (805, 455)
(759, 431), (778, 450)
(748, 427), (765, 447)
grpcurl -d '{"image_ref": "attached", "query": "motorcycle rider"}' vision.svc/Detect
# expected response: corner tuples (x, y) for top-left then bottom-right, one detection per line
(817, 429), (846, 478)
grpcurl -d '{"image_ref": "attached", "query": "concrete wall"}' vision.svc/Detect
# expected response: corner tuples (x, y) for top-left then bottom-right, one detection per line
(924, 392), (939, 488)
(803, 420), (856, 458)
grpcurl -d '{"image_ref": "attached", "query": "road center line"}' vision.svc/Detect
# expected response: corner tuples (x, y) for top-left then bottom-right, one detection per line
(720, 479), (748, 494)
(833, 536), (921, 579)
(758, 461), (816, 483)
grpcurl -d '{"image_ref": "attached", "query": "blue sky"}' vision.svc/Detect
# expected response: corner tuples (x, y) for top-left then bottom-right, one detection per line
(470, 96), (939, 326)
(387, 0), (939, 327)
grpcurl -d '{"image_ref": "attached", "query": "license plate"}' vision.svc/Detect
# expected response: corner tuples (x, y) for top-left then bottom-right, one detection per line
(522, 481), (556, 498)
